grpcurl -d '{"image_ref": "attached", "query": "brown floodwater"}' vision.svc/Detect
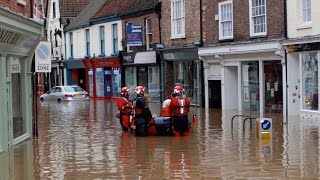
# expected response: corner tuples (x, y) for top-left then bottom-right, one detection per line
(1, 99), (320, 179)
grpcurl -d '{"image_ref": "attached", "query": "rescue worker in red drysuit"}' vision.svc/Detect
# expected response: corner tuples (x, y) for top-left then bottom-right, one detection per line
(169, 86), (191, 136)
(133, 86), (152, 136)
(117, 87), (133, 131)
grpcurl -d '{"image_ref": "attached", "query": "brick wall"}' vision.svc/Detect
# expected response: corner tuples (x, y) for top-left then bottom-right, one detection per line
(161, 0), (201, 48)
(0, 0), (31, 17)
(121, 12), (160, 51)
(202, 0), (285, 45)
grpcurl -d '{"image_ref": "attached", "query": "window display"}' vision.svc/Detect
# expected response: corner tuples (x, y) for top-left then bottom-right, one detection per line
(242, 61), (259, 112)
(302, 52), (318, 110)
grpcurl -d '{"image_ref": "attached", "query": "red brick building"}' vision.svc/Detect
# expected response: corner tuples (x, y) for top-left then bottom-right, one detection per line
(158, 0), (203, 106)
(199, 0), (286, 114)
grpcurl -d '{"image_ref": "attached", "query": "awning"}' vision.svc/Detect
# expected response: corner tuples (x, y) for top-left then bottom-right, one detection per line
(63, 59), (86, 69)
(122, 51), (157, 65)
(82, 56), (120, 68)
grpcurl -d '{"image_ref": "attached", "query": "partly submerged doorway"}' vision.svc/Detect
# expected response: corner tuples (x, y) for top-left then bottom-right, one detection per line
(209, 80), (221, 108)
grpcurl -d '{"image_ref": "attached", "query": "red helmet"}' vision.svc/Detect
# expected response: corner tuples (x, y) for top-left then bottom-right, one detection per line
(174, 86), (184, 94)
(121, 87), (130, 94)
(135, 86), (145, 95)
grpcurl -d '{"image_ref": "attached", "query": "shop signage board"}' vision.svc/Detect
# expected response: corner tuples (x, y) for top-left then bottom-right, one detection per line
(35, 41), (52, 72)
(126, 24), (142, 46)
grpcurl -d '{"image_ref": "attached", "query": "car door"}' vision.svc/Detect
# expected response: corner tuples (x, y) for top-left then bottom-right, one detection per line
(46, 87), (56, 101)
(53, 87), (63, 101)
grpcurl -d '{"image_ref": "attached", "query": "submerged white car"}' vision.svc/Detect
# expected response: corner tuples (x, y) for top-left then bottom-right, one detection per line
(40, 85), (89, 103)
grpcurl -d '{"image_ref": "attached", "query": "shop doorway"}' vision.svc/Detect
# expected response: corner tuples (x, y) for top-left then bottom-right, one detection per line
(209, 80), (221, 108)
(264, 61), (283, 114)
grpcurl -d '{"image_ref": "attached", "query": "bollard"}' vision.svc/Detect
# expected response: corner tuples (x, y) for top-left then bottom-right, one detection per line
(256, 118), (272, 139)
(193, 114), (197, 125)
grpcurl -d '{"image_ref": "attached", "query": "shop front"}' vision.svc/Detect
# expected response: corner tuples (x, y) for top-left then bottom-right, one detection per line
(284, 41), (320, 118)
(121, 51), (160, 102)
(82, 56), (121, 99)
(199, 41), (285, 117)
(0, 8), (43, 153)
(158, 47), (202, 106)
(63, 59), (86, 90)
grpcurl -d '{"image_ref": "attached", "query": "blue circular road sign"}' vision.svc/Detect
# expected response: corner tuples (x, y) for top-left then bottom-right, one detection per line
(261, 119), (271, 130)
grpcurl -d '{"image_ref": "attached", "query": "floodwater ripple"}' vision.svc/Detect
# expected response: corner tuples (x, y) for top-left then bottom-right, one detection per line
(2, 100), (320, 179)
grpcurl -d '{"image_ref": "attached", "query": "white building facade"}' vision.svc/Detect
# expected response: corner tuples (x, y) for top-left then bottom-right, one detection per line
(284, 0), (320, 117)
(65, 19), (123, 98)
(47, 0), (65, 88)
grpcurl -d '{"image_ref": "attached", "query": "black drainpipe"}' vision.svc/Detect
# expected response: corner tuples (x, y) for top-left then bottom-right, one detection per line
(200, 0), (203, 45)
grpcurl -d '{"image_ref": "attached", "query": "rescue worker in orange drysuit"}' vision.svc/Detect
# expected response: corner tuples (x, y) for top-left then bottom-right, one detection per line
(169, 86), (191, 136)
(133, 86), (152, 136)
(117, 87), (133, 131)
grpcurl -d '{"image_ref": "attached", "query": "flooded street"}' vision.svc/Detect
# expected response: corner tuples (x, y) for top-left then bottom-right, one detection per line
(1, 100), (320, 179)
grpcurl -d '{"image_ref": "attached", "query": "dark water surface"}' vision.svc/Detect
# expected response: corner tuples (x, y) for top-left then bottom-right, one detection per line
(1, 100), (320, 179)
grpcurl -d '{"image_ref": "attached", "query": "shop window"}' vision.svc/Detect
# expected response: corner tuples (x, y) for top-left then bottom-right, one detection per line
(302, 52), (318, 110)
(95, 68), (104, 97)
(125, 67), (137, 97)
(174, 61), (196, 104)
(242, 61), (259, 112)
(148, 66), (160, 102)
(12, 68), (25, 139)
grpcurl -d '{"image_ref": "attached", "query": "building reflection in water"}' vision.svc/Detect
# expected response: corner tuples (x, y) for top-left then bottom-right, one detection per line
(2, 101), (320, 179)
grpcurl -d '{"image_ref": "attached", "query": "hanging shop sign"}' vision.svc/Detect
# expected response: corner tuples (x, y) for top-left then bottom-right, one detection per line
(126, 24), (142, 46)
(35, 41), (52, 72)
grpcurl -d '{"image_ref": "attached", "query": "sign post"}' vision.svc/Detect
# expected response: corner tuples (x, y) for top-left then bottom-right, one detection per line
(256, 118), (272, 139)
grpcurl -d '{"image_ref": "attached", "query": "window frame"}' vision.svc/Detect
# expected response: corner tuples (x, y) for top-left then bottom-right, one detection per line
(146, 18), (153, 50)
(52, 2), (56, 19)
(249, 0), (267, 37)
(85, 29), (90, 57)
(218, 1), (233, 40)
(112, 24), (118, 54)
(69, 32), (73, 58)
(301, 0), (312, 25)
(171, 0), (185, 39)
(99, 26), (105, 56)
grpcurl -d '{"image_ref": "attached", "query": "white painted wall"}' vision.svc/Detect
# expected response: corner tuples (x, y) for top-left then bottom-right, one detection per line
(287, 0), (320, 38)
(222, 66), (238, 110)
(287, 53), (300, 116)
(47, 0), (63, 49)
(65, 20), (123, 59)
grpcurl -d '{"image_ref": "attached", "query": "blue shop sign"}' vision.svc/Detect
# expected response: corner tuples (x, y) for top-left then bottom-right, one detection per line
(127, 24), (142, 46)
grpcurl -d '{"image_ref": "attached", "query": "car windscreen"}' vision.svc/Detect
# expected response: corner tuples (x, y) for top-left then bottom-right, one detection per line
(63, 86), (84, 92)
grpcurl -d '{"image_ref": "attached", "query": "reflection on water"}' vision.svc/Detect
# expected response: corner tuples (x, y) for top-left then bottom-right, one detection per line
(2, 100), (320, 179)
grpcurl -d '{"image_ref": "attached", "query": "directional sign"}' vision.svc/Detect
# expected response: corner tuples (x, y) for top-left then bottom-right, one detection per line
(261, 119), (271, 130)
